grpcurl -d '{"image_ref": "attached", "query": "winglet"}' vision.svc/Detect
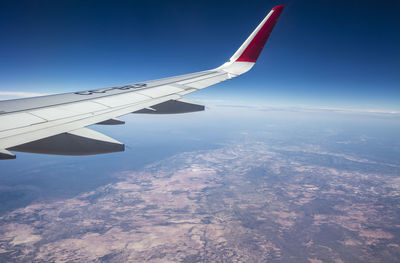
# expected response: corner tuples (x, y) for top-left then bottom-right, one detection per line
(219, 5), (284, 75)
(231, 5), (284, 63)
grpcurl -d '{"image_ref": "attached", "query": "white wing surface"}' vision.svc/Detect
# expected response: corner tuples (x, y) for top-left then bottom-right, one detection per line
(0, 5), (284, 159)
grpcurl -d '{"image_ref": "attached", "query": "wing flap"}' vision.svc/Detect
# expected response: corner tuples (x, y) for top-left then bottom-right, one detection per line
(9, 127), (124, 156)
(133, 99), (204, 114)
(29, 101), (109, 121)
(0, 149), (16, 159)
(93, 93), (150, 108)
(0, 112), (46, 131)
(137, 85), (184, 98)
(96, 118), (125, 125)
(182, 73), (230, 89)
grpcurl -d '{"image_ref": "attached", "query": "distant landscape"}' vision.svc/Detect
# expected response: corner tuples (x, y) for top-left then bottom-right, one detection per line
(1, 107), (399, 262)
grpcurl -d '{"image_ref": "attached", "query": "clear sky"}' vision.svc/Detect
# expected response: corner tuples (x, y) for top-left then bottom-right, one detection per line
(0, 0), (399, 110)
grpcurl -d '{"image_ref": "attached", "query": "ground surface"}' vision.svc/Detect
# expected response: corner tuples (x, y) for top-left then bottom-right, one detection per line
(0, 107), (399, 262)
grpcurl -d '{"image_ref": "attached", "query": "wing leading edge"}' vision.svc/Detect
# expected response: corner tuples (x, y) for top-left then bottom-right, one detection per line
(0, 5), (284, 159)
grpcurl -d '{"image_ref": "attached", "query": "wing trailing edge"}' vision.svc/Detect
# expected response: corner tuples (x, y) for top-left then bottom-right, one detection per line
(133, 99), (204, 114)
(9, 128), (124, 156)
(96, 118), (125, 125)
(0, 149), (16, 159)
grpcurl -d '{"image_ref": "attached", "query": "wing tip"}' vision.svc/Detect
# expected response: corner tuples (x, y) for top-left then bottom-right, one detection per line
(272, 5), (285, 11)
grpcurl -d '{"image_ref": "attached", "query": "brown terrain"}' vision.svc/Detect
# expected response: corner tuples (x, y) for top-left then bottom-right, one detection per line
(0, 141), (399, 262)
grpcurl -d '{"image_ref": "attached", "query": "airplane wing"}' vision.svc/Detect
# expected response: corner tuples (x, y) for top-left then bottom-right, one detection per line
(0, 5), (284, 159)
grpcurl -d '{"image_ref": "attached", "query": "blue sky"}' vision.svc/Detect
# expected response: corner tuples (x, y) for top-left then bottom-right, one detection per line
(0, 0), (399, 110)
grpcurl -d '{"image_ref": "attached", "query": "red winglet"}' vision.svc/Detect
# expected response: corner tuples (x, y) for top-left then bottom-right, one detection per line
(236, 5), (285, 62)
